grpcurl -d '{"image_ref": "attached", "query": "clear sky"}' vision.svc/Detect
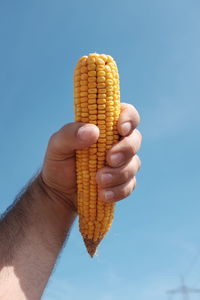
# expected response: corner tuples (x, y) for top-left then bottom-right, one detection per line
(1, 0), (200, 299)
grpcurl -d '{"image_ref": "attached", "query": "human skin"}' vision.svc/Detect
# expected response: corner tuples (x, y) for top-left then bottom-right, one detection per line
(0, 103), (142, 300)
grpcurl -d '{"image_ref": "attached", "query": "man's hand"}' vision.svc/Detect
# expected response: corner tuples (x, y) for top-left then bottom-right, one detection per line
(0, 102), (141, 300)
(41, 103), (142, 210)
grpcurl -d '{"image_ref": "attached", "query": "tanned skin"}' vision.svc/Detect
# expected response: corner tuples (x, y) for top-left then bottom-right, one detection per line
(0, 103), (142, 300)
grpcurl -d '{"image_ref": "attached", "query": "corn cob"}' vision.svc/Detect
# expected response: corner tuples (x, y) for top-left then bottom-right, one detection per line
(74, 53), (120, 257)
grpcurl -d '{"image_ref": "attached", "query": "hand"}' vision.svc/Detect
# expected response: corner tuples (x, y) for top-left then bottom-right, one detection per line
(41, 103), (142, 211)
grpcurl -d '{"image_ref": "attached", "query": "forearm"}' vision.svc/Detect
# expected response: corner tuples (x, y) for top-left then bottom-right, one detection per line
(0, 175), (77, 300)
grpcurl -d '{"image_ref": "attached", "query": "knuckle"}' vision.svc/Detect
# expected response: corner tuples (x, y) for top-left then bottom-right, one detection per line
(48, 132), (60, 151)
(121, 184), (132, 198)
(129, 105), (140, 126)
(135, 128), (142, 141)
(123, 137), (136, 156)
(49, 132), (57, 146)
(135, 110), (141, 125)
(135, 154), (141, 170)
(116, 169), (130, 184)
(122, 170), (130, 182)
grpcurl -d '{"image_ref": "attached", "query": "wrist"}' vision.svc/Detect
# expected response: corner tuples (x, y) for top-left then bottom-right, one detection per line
(36, 173), (77, 214)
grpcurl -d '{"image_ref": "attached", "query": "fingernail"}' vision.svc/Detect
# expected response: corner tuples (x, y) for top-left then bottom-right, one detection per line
(77, 125), (90, 141)
(101, 173), (112, 185)
(121, 122), (132, 136)
(104, 191), (114, 201)
(110, 153), (125, 167)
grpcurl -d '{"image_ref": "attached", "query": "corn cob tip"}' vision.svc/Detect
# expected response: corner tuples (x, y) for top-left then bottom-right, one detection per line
(84, 238), (101, 257)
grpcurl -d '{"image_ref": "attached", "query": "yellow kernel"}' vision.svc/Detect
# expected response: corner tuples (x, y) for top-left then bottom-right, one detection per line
(106, 140), (113, 145)
(97, 71), (106, 76)
(80, 86), (88, 92)
(88, 82), (97, 88)
(89, 120), (97, 125)
(81, 74), (88, 80)
(89, 148), (97, 154)
(96, 58), (105, 65)
(106, 86), (114, 91)
(98, 147), (106, 152)
(97, 99), (106, 104)
(97, 83), (106, 88)
(98, 89), (106, 93)
(89, 104), (97, 110)
(98, 104), (106, 110)
(80, 80), (87, 86)
(98, 120), (105, 124)
(107, 101), (114, 105)
(107, 131), (113, 135)
(80, 97), (87, 103)
(106, 112), (114, 117)
(81, 103), (88, 108)
(98, 93), (106, 99)
(80, 56), (87, 64)
(88, 99), (96, 104)
(96, 65), (105, 71)
(89, 115), (97, 120)
(105, 65), (111, 72)
(81, 112), (89, 117)
(89, 154), (97, 160)
(88, 64), (96, 71)
(90, 110), (98, 114)
(100, 54), (108, 62)
(87, 56), (96, 64)
(106, 79), (114, 85)
(74, 82), (80, 88)
(98, 124), (106, 129)
(106, 106), (114, 112)
(97, 76), (106, 83)
(81, 66), (88, 73)
(89, 53), (98, 58)
(107, 136), (113, 141)
(80, 91), (87, 97)
(88, 88), (97, 93)
(88, 94), (97, 99)
(99, 129), (106, 133)
(74, 87), (80, 93)
(106, 122), (114, 126)
(108, 62), (115, 68)
(98, 154), (106, 160)
(82, 117), (89, 122)
(106, 73), (113, 79)
(74, 68), (80, 76)
(98, 114), (106, 120)
(88, 71), (96, 76)
(88, 76), (96, 82)
(89, 160), (97, 165)
(98, 110), (105, 114)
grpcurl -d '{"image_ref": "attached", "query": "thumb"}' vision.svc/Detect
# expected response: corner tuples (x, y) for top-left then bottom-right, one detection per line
(46, 122), (100, 160)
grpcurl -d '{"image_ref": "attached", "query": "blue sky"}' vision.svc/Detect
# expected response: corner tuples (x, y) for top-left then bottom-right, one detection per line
(1, 0), (200, 299)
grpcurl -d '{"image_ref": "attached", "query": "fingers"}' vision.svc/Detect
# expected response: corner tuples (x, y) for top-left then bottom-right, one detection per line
(46, 123), (99, 160)
(97, 102), (142, 203)
(118, 103), (140, 136)
(98, 177), (137, 202)
(106, 129), (142, 167)
(96, 154), (141, 188)
(97, 154), (141, 202)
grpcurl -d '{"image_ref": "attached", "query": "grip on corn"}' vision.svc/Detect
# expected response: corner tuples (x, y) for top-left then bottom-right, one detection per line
(74, 53), (120, 257)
